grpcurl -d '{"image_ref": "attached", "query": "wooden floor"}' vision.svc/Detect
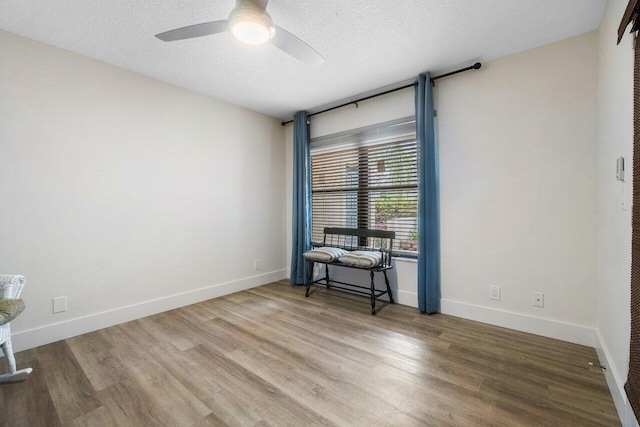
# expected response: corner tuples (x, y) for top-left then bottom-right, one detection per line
(0, 280), (619, 426)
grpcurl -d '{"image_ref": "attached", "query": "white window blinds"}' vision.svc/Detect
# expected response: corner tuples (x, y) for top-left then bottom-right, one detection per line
(310, 117), (418, 253)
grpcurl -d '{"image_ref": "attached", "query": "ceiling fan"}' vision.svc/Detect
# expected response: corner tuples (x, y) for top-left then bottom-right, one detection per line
(155, 0), (325, 67)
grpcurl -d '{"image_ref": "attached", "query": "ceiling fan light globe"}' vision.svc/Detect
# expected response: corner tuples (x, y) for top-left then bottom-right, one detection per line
(232, 21), (271, 44)
(228, 6), (273, 45)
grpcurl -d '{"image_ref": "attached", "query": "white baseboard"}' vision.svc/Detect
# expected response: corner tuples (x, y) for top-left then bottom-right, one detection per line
(395, 292), (596, 347)
(396, 290), (418, 308)
(595, 329), (639, 427)
(11, 269), (287, 353)
(440, 298), (597, 347)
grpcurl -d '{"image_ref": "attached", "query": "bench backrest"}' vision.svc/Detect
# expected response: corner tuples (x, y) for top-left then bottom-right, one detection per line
(322, 228), (395, 267)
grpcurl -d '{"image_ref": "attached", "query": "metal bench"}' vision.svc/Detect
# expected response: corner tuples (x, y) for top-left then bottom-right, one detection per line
(305, 227), (395, 315)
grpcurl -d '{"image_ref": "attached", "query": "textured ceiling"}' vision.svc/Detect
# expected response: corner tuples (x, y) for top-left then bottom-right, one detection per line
(0, 0), (606, 119)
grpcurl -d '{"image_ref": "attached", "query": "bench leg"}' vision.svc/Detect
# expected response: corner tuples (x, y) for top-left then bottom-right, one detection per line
(325, 264), (331, 289)
(383, 270), (394, 304)
(305, 261), (313, 297)
(370, 271), (376, 315)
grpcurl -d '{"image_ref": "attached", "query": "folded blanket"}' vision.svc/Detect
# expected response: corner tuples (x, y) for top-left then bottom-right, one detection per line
(338, 251), (383, 268)
(303, 247), (347, 262)
(0, 299), (25, 326)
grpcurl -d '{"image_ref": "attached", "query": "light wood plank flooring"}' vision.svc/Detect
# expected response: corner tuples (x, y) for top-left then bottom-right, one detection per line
(0, 280), (619, 426)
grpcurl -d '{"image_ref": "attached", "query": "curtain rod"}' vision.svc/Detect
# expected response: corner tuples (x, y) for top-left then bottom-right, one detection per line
(281, 62), (481, 126)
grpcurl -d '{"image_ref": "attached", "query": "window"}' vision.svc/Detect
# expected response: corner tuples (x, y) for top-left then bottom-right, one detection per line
(310, 117), (418, 254)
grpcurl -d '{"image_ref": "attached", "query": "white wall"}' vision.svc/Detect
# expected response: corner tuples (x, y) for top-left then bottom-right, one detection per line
(0, 30), (287, 351)
(438, 32), (598, 331)
(286, 32), (599, 345)
(596, 0), (636, 425)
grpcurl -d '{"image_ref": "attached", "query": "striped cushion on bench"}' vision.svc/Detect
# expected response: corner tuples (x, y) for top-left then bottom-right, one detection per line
(303, 247), (347, 263)
(338, 251), (383, 268)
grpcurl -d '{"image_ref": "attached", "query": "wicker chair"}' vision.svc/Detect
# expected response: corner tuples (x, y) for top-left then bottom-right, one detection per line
(0, 275), (32, 383)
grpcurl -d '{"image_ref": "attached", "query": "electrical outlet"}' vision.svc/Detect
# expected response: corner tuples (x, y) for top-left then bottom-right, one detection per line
(489, 285), (501, 301)
(532, 292), (544, 308)
(254, 259), (262, 271)
(53, 296), (67, 314)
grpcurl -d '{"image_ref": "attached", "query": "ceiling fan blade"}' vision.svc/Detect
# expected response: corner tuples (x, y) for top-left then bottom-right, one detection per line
(155, 20), (228, 42)
(271, 25), (324, 67)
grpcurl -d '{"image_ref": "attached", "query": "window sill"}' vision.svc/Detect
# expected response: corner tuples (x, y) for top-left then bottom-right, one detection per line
(394, 256), (418, 264)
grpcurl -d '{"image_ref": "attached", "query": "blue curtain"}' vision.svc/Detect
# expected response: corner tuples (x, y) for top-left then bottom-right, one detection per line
(290, 111), (312, 285)
(416, 73), (441, 313)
